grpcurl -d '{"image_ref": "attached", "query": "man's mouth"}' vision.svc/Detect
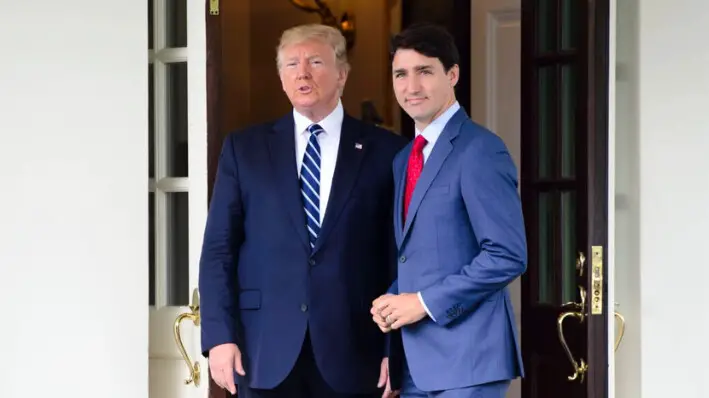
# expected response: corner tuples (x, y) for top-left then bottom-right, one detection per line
(298, 85), (313, 93)
(406, 97), (426, 105)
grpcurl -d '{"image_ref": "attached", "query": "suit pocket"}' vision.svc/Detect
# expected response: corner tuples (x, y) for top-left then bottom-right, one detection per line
(238, 289), (261, 310)
(426, 184), (450, 197)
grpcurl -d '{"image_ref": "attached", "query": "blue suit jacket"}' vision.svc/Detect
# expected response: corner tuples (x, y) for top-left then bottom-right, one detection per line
(198, 113), (407, 393)
(390, 108), (526, 391)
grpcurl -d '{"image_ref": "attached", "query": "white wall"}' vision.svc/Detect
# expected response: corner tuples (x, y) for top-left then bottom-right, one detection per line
(614, 0), (709, 397)
(0, 2), (148, 397)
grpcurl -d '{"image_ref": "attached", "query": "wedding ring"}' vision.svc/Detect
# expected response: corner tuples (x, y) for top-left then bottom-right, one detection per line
(386, 315), (392, 324)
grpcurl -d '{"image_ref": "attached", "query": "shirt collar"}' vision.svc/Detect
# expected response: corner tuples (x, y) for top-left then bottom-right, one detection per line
(293, 99), (344, 138)
(415, 101), (461, 145)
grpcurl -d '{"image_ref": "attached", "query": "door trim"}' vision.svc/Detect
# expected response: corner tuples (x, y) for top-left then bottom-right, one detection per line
(584, 0), (611, 396)
(205, 1), (225, 396)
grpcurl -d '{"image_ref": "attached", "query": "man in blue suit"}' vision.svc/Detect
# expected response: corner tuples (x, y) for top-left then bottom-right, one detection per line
(372, 24), (527, 398)
(198, 24), (407, 398)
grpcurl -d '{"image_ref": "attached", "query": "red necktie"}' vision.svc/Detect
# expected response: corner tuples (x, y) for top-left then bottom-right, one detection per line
(403, 135), (428, 222)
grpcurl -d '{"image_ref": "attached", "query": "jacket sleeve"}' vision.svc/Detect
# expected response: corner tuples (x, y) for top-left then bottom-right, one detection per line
(198, 134), (245, 355)
(419, 134), (527, 327)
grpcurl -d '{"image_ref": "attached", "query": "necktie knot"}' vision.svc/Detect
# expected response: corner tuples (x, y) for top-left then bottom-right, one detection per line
(308, 123), (324, 136)
(412, 135), (427, 153)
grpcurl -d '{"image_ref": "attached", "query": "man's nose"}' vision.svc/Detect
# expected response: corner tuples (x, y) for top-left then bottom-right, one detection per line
(296, 63), (311, 79)
(406, 76), (421, 93)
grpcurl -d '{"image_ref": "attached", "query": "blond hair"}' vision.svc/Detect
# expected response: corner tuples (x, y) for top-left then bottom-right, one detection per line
(276, 24), (350, 72)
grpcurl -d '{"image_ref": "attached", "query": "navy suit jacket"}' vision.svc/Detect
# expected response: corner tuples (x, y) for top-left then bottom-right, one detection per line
(389, 108), (527, 391)
(198, 112), (408, 393)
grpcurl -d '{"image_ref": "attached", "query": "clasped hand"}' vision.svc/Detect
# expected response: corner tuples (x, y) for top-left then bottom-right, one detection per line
(371, 292), (427, 332)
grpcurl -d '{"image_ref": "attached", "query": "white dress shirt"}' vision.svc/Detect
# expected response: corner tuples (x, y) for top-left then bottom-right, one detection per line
(293, 100), (344, 224)
(415, 101), (460, 162)
(413, 101), (461, 322)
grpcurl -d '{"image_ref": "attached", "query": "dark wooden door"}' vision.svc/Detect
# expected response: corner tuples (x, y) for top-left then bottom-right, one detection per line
(205, 0), (234, 396)
(520, 0), (610, 397)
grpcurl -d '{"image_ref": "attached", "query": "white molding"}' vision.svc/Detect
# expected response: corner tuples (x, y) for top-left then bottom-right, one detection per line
(607, 0), (617, 396)
(187, 0), (208, 297)
(186, 0), (208, 395)
(485, 9), (521, 133)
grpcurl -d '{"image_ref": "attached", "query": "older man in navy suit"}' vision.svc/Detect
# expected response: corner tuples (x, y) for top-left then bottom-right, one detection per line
(198, 24), (407, 398)
(372, 24), (527, 398)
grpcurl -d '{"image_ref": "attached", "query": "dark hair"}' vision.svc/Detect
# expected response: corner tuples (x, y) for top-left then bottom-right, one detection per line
(390, 23), (460, 72)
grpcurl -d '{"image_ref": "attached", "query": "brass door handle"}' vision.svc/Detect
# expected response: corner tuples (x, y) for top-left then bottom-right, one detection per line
(557, 310), (588, 382)
(173, 288), (201, 387)
(614, 311), (626, 352)
(562, 285), (587, 312)
(557, 284), (588, 382)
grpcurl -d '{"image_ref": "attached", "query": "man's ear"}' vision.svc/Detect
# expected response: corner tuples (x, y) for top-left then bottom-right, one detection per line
(335, 67), (349, 94)
(448, 64), (460, 87)
(338, 65), (350, 85)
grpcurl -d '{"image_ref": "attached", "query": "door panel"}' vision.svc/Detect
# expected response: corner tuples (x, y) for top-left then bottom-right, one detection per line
(520, 0), (610, 397)
(148, 0), (209, 397)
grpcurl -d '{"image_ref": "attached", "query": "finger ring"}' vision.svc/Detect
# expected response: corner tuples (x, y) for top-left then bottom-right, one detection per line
(386, 315), (391, 323)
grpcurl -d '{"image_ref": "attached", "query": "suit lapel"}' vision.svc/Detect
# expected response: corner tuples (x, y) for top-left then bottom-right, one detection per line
(312, 115), (366, 254)
(267, 115), (310, 251)
(394, 147), (410, 247)
(401, 109), (468, 239)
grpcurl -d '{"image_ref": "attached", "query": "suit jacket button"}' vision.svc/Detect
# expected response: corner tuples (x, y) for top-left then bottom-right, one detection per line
(399, 255), (406, 263)
(309, 259), (316, 266)
(301, 304), (308, 312)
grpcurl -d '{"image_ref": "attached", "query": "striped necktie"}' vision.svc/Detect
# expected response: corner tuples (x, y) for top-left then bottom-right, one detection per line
(300, 123), (323, 250)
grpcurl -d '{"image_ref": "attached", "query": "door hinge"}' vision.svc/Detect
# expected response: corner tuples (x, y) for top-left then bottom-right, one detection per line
(209, 0), (219, 15)
(590, 246), (603, 315)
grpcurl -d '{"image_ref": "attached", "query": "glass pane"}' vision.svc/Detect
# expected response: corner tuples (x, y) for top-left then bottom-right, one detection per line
(560, 0), (580, 50)
(149, 192), (155, 306)
(167, 192), (189, 306)
(167, 0), (187, 48)
(560, 191), (577, 303)
(537, 0), (556, 53)
(149, 64), (155, 178)
(561, 65), (576, 178)
(537, 192), (553, 304)
(167, 62), (188, 177)
(148, 0), (154, 50)
(538, 66), (555, 179)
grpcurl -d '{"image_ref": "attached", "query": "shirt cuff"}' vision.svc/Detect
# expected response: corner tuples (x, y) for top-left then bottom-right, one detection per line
(417, 291), (436, 322)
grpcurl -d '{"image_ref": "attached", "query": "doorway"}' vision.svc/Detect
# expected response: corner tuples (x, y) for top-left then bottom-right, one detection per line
(519, 0), (611, 397)
(203, 0), (612, 397)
